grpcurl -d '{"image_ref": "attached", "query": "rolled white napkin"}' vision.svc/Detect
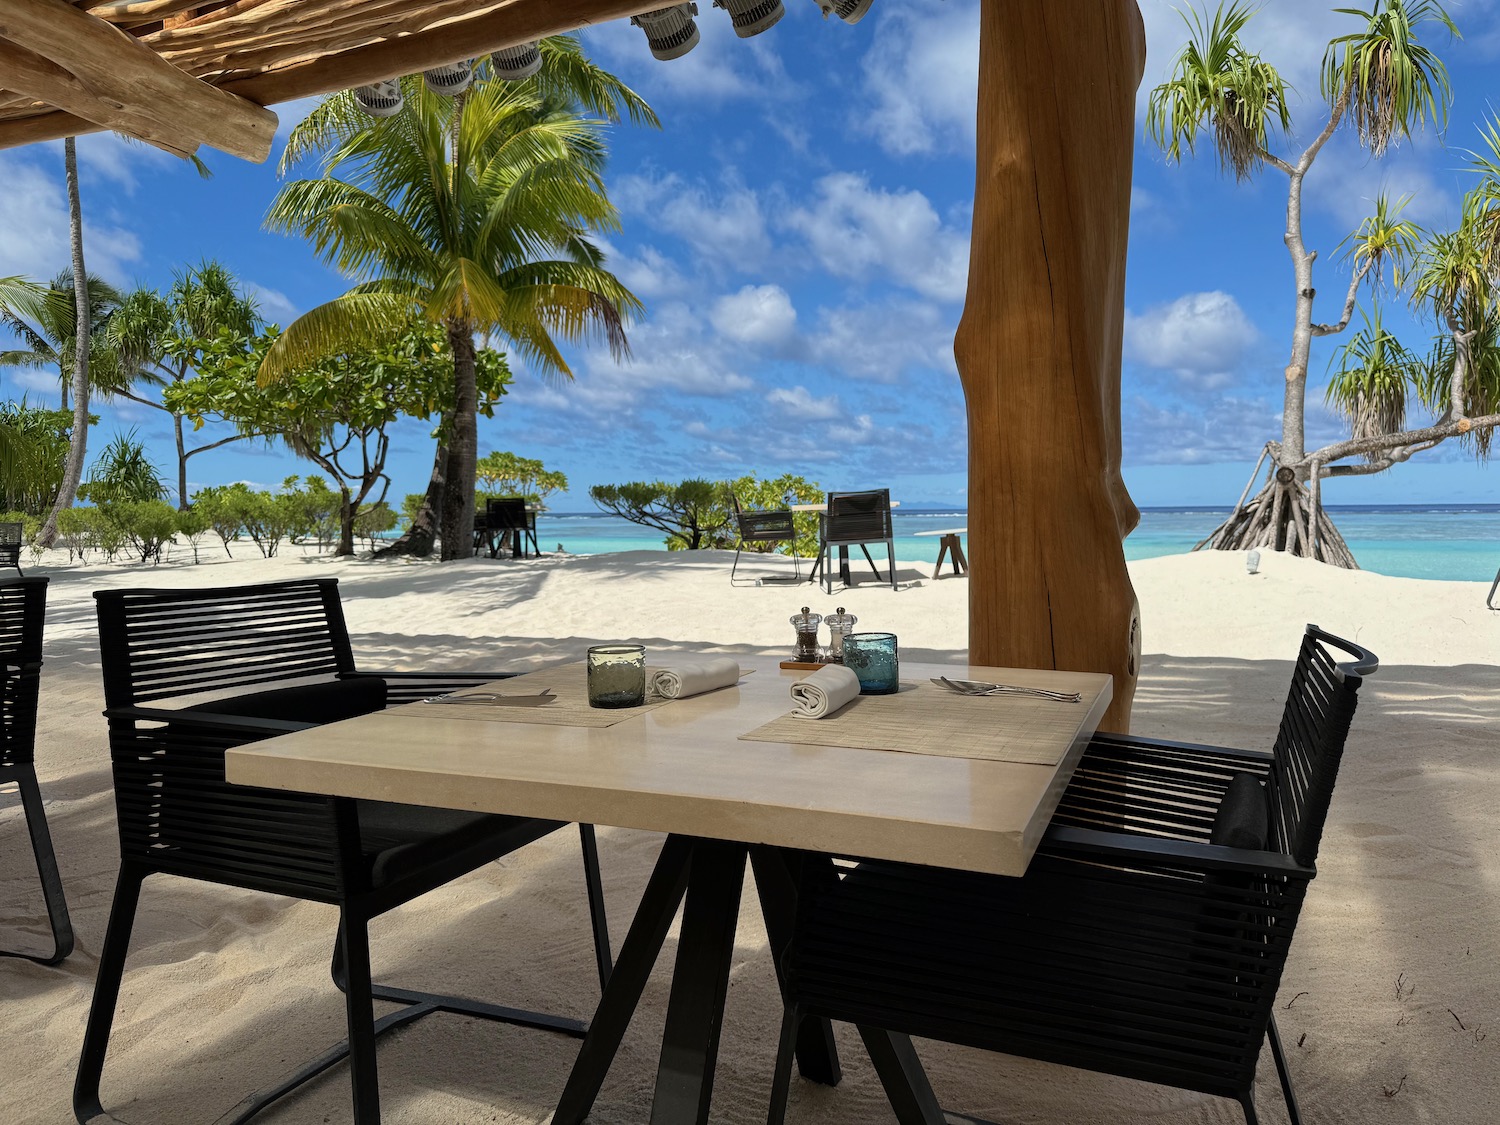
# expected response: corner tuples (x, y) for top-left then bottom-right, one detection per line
(790, 664), (861, 719)
(649, 657), (742, 699)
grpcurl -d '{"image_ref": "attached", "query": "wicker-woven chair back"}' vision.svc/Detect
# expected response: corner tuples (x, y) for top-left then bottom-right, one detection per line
(93, 579), (358, 897)
(95, 578), (357, 708)
(825, 490), (892, 542)
(0, 522), (22, 571)
(0, 577), (46, 771)
(1267, 626), (1374, 868)
(486, 497), (530, 532)
(735, 495), (795, 541)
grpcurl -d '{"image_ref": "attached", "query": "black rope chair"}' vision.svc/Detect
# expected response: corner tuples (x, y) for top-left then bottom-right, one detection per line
(0, 521), (23, 575)
(0, 576), (73, 965)
(812, 489), (896, 593)
(730, 495), (801, 585)
(770, 625), (1378, 1125)
(486, 497), (540, 559)
(76, 577), (613, 1125)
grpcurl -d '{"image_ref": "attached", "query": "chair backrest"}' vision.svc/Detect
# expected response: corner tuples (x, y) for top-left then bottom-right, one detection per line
(93, 578), (357, 897)
(95, 578), (357, 709)
(825, 489), (892, 542)
(0, 522), (22, 568)
(0, 576), (47, 771)
(1267, 624), (1377, 868)
(486, 497), (529, 531)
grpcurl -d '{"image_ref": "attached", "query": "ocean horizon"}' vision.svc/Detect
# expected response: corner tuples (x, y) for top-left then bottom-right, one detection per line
(531, 504), (1500, 583)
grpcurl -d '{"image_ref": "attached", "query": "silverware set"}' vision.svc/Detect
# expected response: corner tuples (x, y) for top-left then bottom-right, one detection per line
(422, 689), (555, 707)
(932, 676), (1082, 704)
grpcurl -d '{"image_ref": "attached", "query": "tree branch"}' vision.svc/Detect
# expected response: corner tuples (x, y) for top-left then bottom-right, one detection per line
(1303, 412), (1500, 469)
(1298, 81), (1352, 175)
(1311, 259), (1374, 336)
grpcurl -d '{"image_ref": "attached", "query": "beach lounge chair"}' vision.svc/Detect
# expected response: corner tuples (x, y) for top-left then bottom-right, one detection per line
(814, 489), (896, 593)
(729, 494), (800, 585)
(76, 578), (613, 1125)
(0, 521), (23, 575)
(0, 576), (74, 966)
(486, 497), (539, 559)
(768, 624), (1378, 1125)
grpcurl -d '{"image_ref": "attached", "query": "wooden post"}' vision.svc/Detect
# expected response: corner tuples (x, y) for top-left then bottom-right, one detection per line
(955, 0), (1145, 732)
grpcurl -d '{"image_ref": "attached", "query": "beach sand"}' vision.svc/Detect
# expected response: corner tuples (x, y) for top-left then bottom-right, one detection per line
(2, 544), (1496, 1123)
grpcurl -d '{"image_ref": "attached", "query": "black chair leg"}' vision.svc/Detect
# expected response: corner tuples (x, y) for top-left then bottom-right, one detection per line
(1488, 566), (1500, 609)
(1267, 1015), (1302, 1125)
(886, 540), (897, 590)
(2, 766), (74, 965)
(730, 544), (747, 586)
(74, 863), (147, 1124)
(859, 543), (881, 581)
(1238, 1094), (1261, 1125)
(765, 1004), (801, 1125)
(338, 909), (382, 1124)
(579, 823), (613, 988)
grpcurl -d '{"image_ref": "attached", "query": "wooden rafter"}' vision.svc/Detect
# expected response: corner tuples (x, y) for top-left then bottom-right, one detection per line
(0, 0), (276, 159)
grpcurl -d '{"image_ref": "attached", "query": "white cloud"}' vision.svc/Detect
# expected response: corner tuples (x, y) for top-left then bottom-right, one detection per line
(785, 173), (969, 302)
(0, 154), (142, 282)
(579, 13), (790, 105)
(710, 284), (798, 348)
(599, 241), (691, 301)
(1125, 291), (1258, 390)
(856, 0), (979, 157)
(766, 385), (840, 421)
(808, 298), (958, 382)
(613, 171), (773, 273)
(1303, 136), (1458, 232)
(243, 281), (298, 325)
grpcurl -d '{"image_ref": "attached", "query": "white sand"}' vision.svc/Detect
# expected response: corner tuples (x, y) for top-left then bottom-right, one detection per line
(3, 544), (1497, 1124)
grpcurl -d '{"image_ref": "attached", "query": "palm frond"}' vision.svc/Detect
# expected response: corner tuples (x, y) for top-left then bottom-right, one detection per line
(1326, 305), (1415, 457)
(258, 293), (415, 383)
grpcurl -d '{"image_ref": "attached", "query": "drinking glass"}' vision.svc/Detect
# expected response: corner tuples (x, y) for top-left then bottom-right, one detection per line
(843, 632), (899, 695)
(587, 644), (647, 708)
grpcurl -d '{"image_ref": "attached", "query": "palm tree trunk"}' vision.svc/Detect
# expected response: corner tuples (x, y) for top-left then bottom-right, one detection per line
(376, 437), (446, 558)
(440, 322), (478, 562)
(37, 137), (90, 550)
(174, 412), (189, 509)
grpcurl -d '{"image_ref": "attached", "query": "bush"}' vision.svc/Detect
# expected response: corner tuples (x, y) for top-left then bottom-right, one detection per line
(354, 502), (397, 549)
(112, 500), (179, 565)
(725, 474), (823, 557)
(175, 506), (212, 563)
(589, 480), (735, 550)
(191, 484), (255, 557)
(56, 506), (106, 563)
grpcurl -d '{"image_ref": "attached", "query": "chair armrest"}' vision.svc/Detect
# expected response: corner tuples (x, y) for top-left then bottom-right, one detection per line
(1040, 824), (1312, 877)
(103, 704), (316, 736)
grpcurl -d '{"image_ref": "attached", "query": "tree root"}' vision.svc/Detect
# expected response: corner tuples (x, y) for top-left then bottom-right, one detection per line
(1194, 478), (1359, 568)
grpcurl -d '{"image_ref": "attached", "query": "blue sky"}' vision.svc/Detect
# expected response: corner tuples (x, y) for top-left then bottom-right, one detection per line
(3, 0), (1499, 511)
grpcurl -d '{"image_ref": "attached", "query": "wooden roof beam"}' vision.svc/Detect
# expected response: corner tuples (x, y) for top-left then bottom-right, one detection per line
(0, 0), (276, 160)
(0, 35), (198, 157)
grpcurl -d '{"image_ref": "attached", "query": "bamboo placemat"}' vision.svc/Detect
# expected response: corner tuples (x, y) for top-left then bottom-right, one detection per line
(401, 661), (675, 728)
(738, 680), (1082, 765)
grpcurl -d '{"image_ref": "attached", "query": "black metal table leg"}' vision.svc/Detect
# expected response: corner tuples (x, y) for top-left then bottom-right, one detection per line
(857, 1027), (946, 1125)
(554, 835), (694, 1125)
(749, 848), (841, 1087)
(649, 839), (748, 1125)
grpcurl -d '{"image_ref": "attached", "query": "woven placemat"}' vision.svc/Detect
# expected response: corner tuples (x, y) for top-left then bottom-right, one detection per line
(738, 680), (1083, 765)
(406, 661), (674, 728)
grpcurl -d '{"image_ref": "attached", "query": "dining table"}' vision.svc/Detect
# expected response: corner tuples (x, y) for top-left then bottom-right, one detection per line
(225, 656), (1113, 1125)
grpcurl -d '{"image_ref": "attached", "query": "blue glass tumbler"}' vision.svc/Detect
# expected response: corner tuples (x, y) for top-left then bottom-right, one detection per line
(842, 632), (899, 695)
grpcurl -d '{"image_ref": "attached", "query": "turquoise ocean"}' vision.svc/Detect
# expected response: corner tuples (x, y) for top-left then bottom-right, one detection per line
(535, 506), (1500, 583)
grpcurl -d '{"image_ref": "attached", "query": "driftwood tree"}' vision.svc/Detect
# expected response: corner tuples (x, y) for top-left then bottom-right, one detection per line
(1151, 1), (1500, 564)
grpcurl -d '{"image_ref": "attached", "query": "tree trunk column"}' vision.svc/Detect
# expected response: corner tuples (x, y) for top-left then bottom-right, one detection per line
(955, 0), (1145, 731)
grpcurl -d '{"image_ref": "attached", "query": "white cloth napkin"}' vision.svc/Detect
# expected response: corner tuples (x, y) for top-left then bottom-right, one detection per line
(790, 664), (861, 719)
(649, 657), (742, 699)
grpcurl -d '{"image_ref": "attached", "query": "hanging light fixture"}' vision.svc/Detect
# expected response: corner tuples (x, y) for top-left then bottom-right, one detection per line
(423, 59), (475, 96)
(715, 0), (784, 37)
(352, 79), (403, 118)
(491, 40), (543, 81)
(631, 3), (701, 60)
(811, 0), (873, 23)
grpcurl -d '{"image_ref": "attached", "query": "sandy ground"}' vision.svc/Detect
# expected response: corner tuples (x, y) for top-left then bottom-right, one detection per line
(2, 543), (1497, 1124)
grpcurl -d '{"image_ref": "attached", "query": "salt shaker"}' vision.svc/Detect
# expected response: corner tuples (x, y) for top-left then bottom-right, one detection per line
(825, 607), (858, 664)
(790, 606), (823, 663)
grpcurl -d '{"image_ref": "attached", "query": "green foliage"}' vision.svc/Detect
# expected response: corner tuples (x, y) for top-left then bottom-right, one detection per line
(725, 474), (823, 557)
(239, 488), (299, 559)
(475, 451), (569, 504)
(589, 480), (735, 550)
(174, 504), (212, 563)
(190, 483), (256, 557)
(112, 499), (179, 564)
(284, 475), (342, 547)
(0, 401), (77, 515)
(0, 269), (131, 404)
(353, 502), (397, 548)
(79, 431), (166, 505)
(400, 492), (425, 531)
(1326, 308), (1417, 459)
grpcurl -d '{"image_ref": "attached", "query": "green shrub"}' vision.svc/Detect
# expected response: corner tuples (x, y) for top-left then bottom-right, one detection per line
(57, 506), (106, 563)
(175, 506), (212, 564)
(111, 500), (179, 565)
(190, 484), (254, 557)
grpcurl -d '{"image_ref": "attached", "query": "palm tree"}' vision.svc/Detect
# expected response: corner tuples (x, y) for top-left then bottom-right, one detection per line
(1150, 0), (1461, 562)
(108, 261), (264, 507)
(264, 38), (655, 559)
(0, 268), (126, 410)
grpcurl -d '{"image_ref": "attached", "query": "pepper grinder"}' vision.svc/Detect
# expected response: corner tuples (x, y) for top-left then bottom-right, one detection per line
(825, 607), (858, 664)
(790, 606), (823, 663)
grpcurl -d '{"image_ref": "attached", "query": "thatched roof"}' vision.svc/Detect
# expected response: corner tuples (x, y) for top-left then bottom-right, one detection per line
(0, 0), (663, 160)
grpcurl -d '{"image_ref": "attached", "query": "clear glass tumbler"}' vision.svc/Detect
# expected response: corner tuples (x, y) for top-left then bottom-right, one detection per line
(587, 644), (647, 708)
(842, 632), (899, 695)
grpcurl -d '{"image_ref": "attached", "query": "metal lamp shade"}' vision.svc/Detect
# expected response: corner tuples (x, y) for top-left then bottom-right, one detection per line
(352, 79), (403, 117)
(422, 59), (474, 96)
(491, 40), (543, 81)
(716, 0), (784, 37)
(632, 3), (701, 60)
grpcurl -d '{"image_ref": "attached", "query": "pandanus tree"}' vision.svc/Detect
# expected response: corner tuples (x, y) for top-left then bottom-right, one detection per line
(1152, 1), (1500, 564)
(108, 261), (265, 508)
(264, 37), (654, 560)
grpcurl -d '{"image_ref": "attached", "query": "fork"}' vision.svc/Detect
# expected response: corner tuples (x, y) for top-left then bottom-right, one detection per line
(422, 689), (556, 706)
(933, 677), (1082, 703)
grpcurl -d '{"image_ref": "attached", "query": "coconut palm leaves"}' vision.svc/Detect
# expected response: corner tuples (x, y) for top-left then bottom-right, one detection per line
(1322, 0), (1458, 157)
(0, 270), (128, 406)
(1147, 3), (1292, 181)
